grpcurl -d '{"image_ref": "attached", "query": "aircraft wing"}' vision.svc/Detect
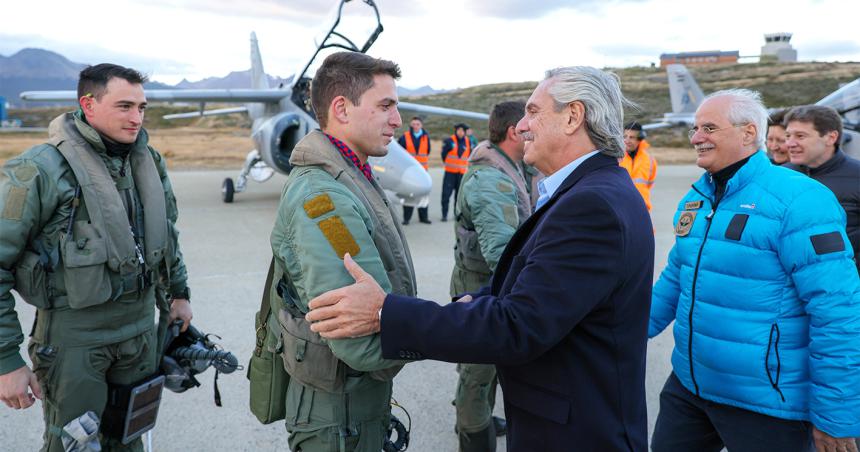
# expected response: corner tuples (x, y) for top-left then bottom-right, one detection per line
(20, 89), (289, 103)
(398, 102), (489, 121)
(163, 106), (249, 120)
(642, 122), (673, 131)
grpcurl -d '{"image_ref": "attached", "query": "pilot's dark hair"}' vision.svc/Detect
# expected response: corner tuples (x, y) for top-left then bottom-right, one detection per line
(768, 109), (787, 128)
(311, 52), (401, 129)
(784, 105), (842, 144)
(489, 101), (525, 144)
(77, 64), (148, 100)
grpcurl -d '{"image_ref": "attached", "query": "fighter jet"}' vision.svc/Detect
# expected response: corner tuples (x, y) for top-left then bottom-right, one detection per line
(640, 64), (704, 130)
(642, 64), (860, 158)
(20, 0), (488, 204)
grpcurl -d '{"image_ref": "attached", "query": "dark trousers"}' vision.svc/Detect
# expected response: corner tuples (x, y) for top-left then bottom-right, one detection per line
(441, 172), (463, 219)
(652, 373), (814, 452)
(402, 206), (428, 223)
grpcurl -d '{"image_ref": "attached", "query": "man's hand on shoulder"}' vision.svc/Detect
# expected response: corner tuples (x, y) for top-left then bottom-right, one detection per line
(812, 425), (859, 452)
(0, 366), (41, 410)
(306, 253), (386, 339)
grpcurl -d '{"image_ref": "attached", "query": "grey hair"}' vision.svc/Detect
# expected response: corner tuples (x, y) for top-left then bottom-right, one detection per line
(544, 66), (631, 158)
(701, 89), (768, 149)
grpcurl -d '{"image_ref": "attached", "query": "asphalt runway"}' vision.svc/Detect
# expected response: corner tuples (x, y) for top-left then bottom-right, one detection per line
(0, 164), (703, 451)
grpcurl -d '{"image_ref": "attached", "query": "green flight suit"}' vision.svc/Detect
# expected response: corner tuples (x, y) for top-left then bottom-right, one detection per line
(0, 111), (189, 452)
(270, 131), (415, 452)
(450, 141), (532, 452)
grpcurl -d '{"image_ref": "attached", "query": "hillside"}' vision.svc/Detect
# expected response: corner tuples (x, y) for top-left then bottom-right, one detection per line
(404, 61), (860, 147)
(5, 61), (860, 168)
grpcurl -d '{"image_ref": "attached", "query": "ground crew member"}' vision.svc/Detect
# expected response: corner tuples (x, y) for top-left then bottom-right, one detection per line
(441, 124), (471, 221)
(621, 121), (658, 211)
(398, 116), (432, 225)
(0, 64), (192, 451)
(268, 51), (416, 452)
(450, 101), (531, 452)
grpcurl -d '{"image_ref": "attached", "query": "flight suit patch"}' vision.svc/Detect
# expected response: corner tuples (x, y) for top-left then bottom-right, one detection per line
(317, 216), (360, 258)
(303, 194), (335, 219)
(497, 182), (513, 193)
(674, 211), (697, 237)
(13, 164), (37, 182)
(2, 186), (27, 220)
(502, 204), (518, 227)
(684, 200), (703, 210)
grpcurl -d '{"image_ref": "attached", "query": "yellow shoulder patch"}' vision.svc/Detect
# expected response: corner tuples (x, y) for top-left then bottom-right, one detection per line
(2, 186), (28, 221)
(303, 193), (335, 219)
(318, 215), (360, 258)
(497, 181), (514, 193)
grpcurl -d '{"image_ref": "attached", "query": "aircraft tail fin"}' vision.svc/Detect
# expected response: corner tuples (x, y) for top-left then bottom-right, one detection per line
(667, 64), (704, 114)
(250, 32), (268, 89)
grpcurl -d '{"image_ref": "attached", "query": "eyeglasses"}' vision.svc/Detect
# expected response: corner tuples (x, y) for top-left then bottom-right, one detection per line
(687, 124), (748, 140)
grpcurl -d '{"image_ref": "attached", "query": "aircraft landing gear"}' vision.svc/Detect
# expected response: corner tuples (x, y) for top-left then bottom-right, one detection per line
(223, 149), (274, 204)
(222, 178), (235, 203)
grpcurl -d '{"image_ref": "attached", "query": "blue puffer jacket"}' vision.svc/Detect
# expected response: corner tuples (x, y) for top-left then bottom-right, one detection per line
(650, 151), (860, 438)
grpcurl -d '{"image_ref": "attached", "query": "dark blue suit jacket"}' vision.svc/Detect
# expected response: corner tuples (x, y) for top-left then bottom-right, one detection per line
(380, 153), (654, 451)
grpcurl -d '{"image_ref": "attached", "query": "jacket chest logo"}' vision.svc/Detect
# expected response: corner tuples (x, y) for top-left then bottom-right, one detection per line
(684, 200), (703, 210)
(675, 211), (697, 236)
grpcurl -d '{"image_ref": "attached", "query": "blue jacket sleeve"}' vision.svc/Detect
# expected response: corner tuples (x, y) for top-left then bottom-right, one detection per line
(778, 186), (860, 438)
(650, 241), (683, 338)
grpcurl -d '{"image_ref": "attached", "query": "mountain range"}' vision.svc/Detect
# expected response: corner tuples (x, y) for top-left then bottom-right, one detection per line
(0, 48), (443, 107)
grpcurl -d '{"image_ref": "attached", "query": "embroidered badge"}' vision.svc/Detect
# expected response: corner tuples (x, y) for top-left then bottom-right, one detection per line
(674, 211), (697, 236)
(317, 215), (360, 258)
(497, 182), (513, 193)
(684, 200), (703, 210)
(1, 186), (28, 221)
(303, 194), (335, 219)
(502, 204), (518, 227)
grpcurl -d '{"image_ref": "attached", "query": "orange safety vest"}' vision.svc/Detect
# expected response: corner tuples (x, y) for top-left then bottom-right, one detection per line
(619, 140), (658, 211)
(443, 135), (471, 174)
(403, 132), (430, 170)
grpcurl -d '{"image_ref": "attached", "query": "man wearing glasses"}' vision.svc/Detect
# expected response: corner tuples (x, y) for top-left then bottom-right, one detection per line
(649, 89), (860, 451)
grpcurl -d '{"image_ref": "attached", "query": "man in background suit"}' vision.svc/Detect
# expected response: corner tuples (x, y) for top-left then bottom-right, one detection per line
(305, 66), (654, 451)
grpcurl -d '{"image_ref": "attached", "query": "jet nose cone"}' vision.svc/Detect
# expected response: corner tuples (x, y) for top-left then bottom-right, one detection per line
(400, 165), (432, 198)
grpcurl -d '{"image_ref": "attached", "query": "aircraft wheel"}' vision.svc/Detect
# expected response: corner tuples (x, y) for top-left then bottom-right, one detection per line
(222, 178), (235, 203)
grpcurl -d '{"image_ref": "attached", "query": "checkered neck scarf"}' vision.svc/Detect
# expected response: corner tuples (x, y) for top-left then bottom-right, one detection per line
(324, 133), (374, 183)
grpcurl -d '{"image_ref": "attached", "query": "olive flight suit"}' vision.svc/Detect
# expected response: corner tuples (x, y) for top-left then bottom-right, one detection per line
(0, 111), (189, 452)
(269, 130), (416, 452)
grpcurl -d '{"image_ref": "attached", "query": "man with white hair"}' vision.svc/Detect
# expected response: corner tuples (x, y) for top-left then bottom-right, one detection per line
(649, 89), (860, 451)
(303, 66), (655, 451)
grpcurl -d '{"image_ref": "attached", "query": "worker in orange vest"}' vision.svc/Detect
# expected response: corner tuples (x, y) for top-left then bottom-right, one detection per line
(620, 122), (658, 212)
(398, 116), (432, 224)
(441, 123), (471, 221)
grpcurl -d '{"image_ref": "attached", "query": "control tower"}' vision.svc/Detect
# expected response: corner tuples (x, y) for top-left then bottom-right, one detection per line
(761, 32), (797, 62)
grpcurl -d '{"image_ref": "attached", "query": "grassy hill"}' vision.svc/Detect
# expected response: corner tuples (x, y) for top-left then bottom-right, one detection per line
(7, 61), (860, 150)
(403, 61), (860, 147)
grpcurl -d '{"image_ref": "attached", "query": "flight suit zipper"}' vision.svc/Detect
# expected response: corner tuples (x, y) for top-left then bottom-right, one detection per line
(119, 156), (146, 290)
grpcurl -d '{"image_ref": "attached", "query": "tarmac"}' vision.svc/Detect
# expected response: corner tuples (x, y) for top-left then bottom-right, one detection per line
(0, 164), (703, 451)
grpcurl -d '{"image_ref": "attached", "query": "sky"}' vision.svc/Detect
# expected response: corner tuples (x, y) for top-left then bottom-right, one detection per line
(1, 0), (858, 90)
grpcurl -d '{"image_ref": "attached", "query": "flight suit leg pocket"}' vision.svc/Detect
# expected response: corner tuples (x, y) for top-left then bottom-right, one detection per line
(60, 222), (112, 309)
(14, 250), (51, 308)
(27, 341), (62, 403)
